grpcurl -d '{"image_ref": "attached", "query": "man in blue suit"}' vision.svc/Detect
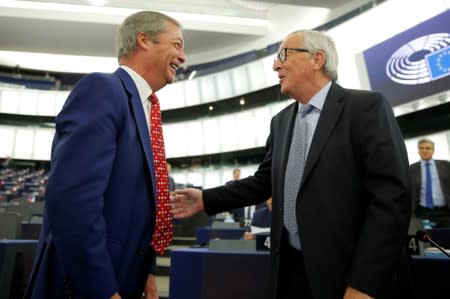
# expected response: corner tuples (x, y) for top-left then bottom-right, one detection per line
(24, 11), (186, 299)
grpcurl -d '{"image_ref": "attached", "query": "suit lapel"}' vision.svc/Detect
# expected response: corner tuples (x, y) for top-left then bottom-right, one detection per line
(435, 161), (447, 197)
(281, 103), (300, 175)
(301, 82), (344, 185)
(416, 163), (423, 206)
(115, 68), (157, 194)
(436, 160), (444, 178)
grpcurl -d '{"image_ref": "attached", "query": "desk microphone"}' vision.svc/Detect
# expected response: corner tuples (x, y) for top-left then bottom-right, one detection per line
(416, 230), (450, 258)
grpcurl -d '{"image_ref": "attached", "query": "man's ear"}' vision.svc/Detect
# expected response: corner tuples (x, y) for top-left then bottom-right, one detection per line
(313, 50), (326, 70)
(136, 32), (150, 50)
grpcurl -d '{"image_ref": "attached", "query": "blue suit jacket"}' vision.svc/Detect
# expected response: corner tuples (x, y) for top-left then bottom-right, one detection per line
(25, 68), (158, 299)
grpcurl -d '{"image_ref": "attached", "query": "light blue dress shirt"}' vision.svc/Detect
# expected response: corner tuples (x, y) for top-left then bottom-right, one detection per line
(420, 159), (446, 207)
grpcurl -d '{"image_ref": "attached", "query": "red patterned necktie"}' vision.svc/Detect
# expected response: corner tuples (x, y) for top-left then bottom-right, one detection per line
(149, 93), (173, 255)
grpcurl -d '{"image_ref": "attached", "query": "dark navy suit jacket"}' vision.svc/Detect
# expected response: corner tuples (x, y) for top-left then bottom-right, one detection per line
(251, 207), (271, 228)
(24, 68), (158, 299)
(409, 159), (450, 213)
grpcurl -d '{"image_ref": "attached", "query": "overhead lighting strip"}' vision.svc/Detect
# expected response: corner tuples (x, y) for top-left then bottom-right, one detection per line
(1, 0), (270, 28)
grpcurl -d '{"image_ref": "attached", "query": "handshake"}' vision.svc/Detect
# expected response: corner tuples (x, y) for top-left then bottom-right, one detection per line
(170, 188), (205, 219)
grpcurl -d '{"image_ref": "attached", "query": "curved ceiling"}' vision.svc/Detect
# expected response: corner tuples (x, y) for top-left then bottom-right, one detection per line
(0, 0), (372, 72)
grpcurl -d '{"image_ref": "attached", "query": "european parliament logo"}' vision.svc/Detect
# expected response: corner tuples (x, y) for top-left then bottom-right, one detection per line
(386, 33), (450, 85)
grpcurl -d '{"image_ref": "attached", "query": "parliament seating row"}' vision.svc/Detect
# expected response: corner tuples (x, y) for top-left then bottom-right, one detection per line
(0, 168), (48, 199)
(169, 246), (450, 299)
(1, 224), (449, 299)
(0, 213), (43, 240)
(0, 236), (197, 299)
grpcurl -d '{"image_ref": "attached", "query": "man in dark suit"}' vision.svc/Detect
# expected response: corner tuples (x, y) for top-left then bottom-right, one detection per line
(243, 198), (272, 240)
(226, 168), (241, 185)
(226, 168), (243, 218)
(409, 138), (450, 227)
(227, 168), (255, 221)
(172, 29), (410, 299)
(24, 11), (186, 299)
(227, 168), (265, 221)
(251, 198), (272, 228)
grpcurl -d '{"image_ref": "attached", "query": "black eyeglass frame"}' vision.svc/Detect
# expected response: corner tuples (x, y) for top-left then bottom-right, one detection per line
(275, 48), (310, 63)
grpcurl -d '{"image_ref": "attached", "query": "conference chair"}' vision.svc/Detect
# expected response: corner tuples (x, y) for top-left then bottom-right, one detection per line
(0, 212), (21, 239)
(5, 205), (32, 222)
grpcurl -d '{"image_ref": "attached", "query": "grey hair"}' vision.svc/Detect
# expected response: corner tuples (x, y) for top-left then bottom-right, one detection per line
(116, 11), (182, 59)
(418, 138), (435, 149)
(288, 30), (338, 81)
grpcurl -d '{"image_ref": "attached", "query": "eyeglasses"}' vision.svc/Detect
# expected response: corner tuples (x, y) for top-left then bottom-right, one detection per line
(274, 48), (310, 63)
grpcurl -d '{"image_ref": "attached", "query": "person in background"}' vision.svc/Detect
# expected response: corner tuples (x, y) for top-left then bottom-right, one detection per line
(227, 168), (256, 221)
(225, 168), (241, 186)
(24, 11), (185, 299)
(409, 138), (450, 227)
(1, 156), (15, 169)
(243, 197), (272, 240)
(172, 29), (411, 299)
(167, 162), (176, 192)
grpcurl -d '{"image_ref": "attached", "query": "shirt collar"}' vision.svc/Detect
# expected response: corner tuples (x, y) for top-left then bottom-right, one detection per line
(421, 159), (434, 166)
(120, 65), (152, 102)
(297, 81), (332, 112)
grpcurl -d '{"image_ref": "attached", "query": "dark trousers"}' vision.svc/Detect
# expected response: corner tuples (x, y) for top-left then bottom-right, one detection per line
(275, 231), (416, 299)
(277, 230), (314, 299)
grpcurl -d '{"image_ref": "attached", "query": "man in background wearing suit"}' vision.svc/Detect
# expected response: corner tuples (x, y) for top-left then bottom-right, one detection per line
(251, 197), (272, 228)
(409, 138), (450, 227)
(243, 197), (272, 240)
(172, 30), (411, 299)
(24, 11), (186, 299)
(226, 168), (241, 186)
(227, 168), (251, 221)
(227, 168), (261, 221)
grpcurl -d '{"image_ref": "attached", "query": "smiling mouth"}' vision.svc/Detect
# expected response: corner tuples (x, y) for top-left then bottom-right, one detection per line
(170, 63), (178, 72)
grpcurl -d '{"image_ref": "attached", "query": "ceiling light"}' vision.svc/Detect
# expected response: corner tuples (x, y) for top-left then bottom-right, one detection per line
(87, 0), (108, 7)
(231, 0), (275, 11)
(0, 51), (117, 73)
(1, 1), (269, 29)
(188, 70), (197, 80)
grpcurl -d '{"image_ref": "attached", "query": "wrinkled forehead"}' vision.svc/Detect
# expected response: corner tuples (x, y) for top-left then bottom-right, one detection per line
(164, 22), (184, 40)
(279, 33), (303, 49)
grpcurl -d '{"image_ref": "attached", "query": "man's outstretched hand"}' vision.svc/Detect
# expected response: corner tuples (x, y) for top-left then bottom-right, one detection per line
(171, 188), (204, 219)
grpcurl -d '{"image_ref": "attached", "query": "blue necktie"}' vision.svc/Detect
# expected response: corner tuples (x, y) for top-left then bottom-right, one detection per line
(425, 162), (433, 208)
(284, 104), (314, 234)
